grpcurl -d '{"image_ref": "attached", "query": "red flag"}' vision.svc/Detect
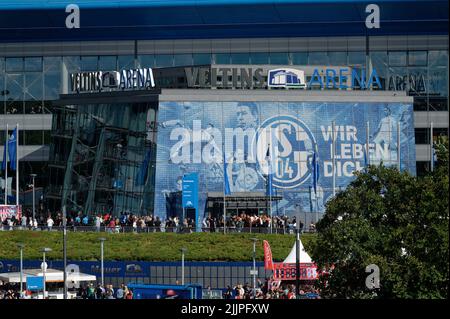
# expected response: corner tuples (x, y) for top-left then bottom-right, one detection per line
(263, 240), (274, 270)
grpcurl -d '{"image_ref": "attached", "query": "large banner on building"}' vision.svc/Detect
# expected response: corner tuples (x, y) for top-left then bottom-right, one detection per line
(154, 101), (415, 222)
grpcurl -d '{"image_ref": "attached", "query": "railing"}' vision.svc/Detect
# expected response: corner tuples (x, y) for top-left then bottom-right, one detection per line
(0, 224), (316, 234)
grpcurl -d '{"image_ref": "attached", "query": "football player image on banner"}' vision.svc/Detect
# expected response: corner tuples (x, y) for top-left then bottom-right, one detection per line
(154, 101), (415, 223)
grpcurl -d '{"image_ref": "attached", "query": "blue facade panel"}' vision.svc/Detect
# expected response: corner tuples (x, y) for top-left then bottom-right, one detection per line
(0, 0), (448, 42)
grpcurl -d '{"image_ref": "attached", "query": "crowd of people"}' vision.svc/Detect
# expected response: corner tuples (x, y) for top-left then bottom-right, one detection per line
(1, 208), (316, 233)
(222, 280), (320, 299)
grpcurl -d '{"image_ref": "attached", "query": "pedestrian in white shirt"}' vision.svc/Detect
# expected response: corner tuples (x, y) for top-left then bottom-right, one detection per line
(47, 216), (54, 231)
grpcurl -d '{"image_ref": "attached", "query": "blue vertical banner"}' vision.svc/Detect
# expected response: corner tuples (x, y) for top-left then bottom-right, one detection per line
(8, 128), (17, 171)
(182, 172), (199, 231)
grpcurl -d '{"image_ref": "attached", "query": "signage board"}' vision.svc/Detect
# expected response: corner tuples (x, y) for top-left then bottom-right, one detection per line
(26, 276), (44, 291)
(70, 68), (155, 93)
(0, 205), (22, 220)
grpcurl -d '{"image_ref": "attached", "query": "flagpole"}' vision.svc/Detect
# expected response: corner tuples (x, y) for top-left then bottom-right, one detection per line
(4, 123), (8, 205)
(397, 121), (401, 170)
(223, 152), (226, 235)
(16, 123), (19, 206)
(332, 121), (336, 197)
(430, 122), (434, 172)
(366, 121), (370, 166)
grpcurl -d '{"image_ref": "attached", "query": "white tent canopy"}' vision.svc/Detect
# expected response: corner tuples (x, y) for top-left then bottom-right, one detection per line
(283, 238), (312, 264)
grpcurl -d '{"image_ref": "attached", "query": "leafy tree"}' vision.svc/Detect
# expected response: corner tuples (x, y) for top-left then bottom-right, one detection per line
(310, 138), (448, 299)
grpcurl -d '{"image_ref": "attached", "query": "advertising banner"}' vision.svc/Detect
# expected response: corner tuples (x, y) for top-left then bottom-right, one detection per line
(154, 101), (415, 222)
(0, 205), (22, 220)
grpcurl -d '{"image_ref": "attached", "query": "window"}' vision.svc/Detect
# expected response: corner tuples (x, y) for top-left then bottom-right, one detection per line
(0, 57), (4, 72)
(24, 57), (43, 72)
(408, 51), (427, 66)
(138, 55), (154, 68)
(214, 53), (230, 64)
(416, 161), (430, 177)
(154, 55), (173, 68)
(5, 57), (23, 72)
(329, 52), (347, 65)
(270, 52), (289, 65)
(173, 54), (193, 67)
(193, 53), (211, 65)
(230, 53), (250, 64)
(388, 51), (407, 66)
(118, 55), (135, 70)
(25, 130), (44, 145)
(290, 52), (307, 65)
(348, 51), (365, 66)
(99, 56), (117, 70)
(415, 128), (429, 144)
(308, 52), (328, 65)
(250, 53), (269, 64)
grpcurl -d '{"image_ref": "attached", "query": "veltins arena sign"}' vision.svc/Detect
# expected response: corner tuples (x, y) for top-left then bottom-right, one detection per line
(154, 101), (416, 221)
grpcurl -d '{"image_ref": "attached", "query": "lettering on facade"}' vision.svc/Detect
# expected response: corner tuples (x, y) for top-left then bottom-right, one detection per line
(70, 68), (155, 93)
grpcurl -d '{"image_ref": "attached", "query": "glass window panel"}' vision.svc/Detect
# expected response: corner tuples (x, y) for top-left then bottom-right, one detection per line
(24, 57), (42, 72)
(5, 73), (23, 99)
(214, 53), (230, 64)
(118, 55), (135, 70)
(24, 72), (43, 101)
(428, 50), (448, 67)
(329, 52), (347, 65)
(44, 130), (51, 144)
(44, 72), (61, 100)
(25, 101), (43, 114)
(5, 58), (23, 72)
(99, 56), (117, 70)
(173, 54), (193, 66)
(81, 56), (98, 71)
(270, 52), (289, 65)
(428, 66), (448, 97)
(250, 53), (269, 64)
(193, 53), (211, 65)
(138, 55), (154, 68)
(25, 130), (43, 145)
(388, 51), (407, 66)
(154, 54), (173, 68)
(44, 57), (62, 72)
(204, 267), (211, 277)
(348, 51), (365, 66)
(290, 52), (308, 65)
(0, 57), (4, 72)
(414, 128), (429, 144)
(370, 51), (388, 84)
(63, 56), (81, 73)
(413, 97), (428, 111)
(408, 51), (427, 66)
(230, 53), (250, 64)
(308, 52), (328, 65)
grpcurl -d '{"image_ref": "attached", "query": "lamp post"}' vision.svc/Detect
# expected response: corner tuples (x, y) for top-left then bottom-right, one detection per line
(62, 205), (67, 299)
(30, 174), (37, 222)
(295, 205), (301, 299)
(99, 238), (106, 287)
(251, 238), (258, 299)
(181, 247), (187, 285)
(17, 243), (25, 296)
(41, 247), (52, 299)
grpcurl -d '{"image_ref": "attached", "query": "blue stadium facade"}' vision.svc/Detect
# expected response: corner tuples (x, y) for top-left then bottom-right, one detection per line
(0, 1), (448, 225)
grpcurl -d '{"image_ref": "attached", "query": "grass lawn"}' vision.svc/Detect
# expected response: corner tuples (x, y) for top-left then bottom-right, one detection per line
(0, 231), (316, 262)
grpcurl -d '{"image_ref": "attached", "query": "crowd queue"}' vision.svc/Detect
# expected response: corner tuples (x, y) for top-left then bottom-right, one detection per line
(1, 208), (316, 233)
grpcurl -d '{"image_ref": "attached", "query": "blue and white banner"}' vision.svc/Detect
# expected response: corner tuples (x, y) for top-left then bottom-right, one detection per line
(154, 101), (415, 222)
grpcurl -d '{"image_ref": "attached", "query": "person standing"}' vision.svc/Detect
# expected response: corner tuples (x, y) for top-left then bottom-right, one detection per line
(47, 215), (54, 231)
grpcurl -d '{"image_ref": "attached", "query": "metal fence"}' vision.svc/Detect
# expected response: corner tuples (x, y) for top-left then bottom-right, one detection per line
(0, 225), (316, 234)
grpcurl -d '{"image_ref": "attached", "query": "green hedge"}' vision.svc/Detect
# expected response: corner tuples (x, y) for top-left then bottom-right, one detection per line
(0, 231), (316, 262)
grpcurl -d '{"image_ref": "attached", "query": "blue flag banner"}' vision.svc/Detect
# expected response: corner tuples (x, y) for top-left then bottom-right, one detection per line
(135, 148), (152, 186)
(8, 128), (17, 171)
(312, 151), (320, 195)
(266, 145), (274, 197)
(223, 151), (231, 195)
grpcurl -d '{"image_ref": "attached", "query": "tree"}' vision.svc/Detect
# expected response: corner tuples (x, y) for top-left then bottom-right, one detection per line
(310, 139), (449, 299)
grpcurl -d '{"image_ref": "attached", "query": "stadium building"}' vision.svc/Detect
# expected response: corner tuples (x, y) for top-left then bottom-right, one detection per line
(0, 0), (448, 226)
